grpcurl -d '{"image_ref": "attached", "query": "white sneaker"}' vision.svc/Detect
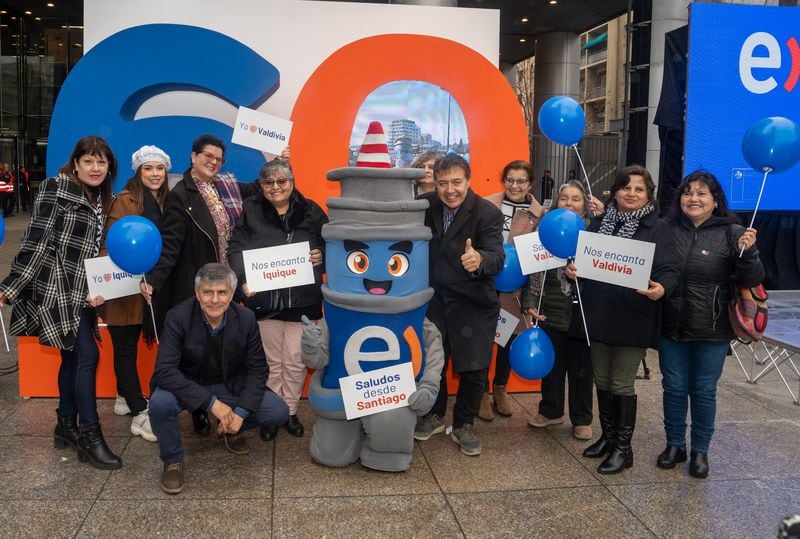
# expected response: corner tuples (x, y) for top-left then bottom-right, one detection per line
(114, 395), (131, 416)
(131, 410), (157, 442)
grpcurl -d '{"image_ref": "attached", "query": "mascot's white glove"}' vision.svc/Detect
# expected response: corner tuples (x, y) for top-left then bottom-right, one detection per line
(408, 383), (438, 414)
(300, 315), (329, 369)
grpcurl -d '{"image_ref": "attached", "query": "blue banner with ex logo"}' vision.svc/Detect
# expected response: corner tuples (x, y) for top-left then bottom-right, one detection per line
(685, 3), (800, 210)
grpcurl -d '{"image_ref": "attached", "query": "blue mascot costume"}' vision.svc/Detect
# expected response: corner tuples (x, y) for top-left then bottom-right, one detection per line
(301, 122), (444, 472)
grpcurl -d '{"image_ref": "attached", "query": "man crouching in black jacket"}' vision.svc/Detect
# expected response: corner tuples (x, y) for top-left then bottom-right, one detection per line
(149, 263), (289, 494)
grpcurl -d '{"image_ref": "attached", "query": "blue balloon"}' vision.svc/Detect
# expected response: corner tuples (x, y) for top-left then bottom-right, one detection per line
(538, 208), (586, 259)
(0, 216), (5, 246)
(495, 244), (527, 293)
(106, 216), (162, 275)
(509, 326), (555, 380)
(742, 116), (800, 174)
(538, 96), (586, 147)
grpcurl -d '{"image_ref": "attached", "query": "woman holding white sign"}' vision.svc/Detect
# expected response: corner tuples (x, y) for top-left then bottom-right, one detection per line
(480, 160), (543, 420)
(524, 180), (603, 440)
(567, 165), (679, 475)
(658, 171), (763, 478)
(0, 136), (122, 470)
(99, 145), (171, 443)
(228, 159), (328, 441)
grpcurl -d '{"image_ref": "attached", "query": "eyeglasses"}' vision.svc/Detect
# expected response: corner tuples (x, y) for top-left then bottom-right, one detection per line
(198, 150), (225, 165)
(260, 177), (290, 187)
(504, 177), (530, 186)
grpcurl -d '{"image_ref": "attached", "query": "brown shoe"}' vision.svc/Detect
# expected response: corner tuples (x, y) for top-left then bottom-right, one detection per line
(160, 460), (184, 494)
(492, 384), (513, 417)
(224, 432), (250, 455)
(573, 425), (593, 440)
(477, 392), (495, 422)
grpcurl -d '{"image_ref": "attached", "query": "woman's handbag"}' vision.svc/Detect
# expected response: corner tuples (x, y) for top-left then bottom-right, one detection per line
(242, 289), (284, 320)
(728, 283), (768, 343)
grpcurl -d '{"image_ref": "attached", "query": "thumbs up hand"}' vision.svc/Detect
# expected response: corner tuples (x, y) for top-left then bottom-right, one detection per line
(461, 238), (482, 273)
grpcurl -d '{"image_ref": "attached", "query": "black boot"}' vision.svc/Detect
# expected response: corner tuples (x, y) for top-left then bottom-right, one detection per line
(77, 424), (122, 470)
(192, 410), (211, 436)
(689, 451), (709, 479)
(656, 445), (687, 469)
(583, 389), (614, 458)
(598, 394), (636, 475)
(284, 415), (304, 437)
(54, 410), (80, 451)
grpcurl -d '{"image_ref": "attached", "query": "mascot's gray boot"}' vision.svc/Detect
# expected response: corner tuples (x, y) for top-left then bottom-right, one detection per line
(359, 407), (415, 472)
(309, 417), (363, 468)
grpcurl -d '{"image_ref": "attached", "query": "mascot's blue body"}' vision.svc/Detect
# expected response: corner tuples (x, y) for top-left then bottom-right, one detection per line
(301, 124), (443, 471)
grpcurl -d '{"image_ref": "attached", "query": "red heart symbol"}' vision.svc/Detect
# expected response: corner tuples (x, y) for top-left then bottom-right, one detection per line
(249, 125), (257, 133)
(103, 273), (112, 282)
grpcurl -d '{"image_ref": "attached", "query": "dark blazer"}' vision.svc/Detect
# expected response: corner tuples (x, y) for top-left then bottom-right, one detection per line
(579, 210), (680, 350)
(150, 297), (268, 413)
(662, 215), (765, 342)
(422, 189), (504, 371)
(228, 188), (328, 321)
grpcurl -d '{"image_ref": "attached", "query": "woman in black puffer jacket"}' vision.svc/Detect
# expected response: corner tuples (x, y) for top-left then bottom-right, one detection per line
(228, 159), (328, 441)
(658, 171), (764, 479)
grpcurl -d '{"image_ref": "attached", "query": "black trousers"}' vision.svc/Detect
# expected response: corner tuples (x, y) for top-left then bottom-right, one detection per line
(430, 318), (488, 428)
(492, 333), (513, 386)
(108, 324), (148, 415)
(537, 324), (593, 426)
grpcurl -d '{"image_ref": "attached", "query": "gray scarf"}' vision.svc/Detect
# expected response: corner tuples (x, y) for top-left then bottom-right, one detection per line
(597, 200), (654, 239)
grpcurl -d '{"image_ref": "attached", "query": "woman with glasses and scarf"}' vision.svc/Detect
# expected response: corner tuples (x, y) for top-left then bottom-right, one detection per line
(228, 159), (328, 441)
(0, 136), (122, 470)
(478, 160), (544, 421)
(567, 165), (679, 475)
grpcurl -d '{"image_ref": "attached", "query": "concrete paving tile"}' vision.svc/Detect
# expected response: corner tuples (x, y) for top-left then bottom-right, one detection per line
(0, 435), (122, 499)
(0, 500), (93, 538)
(448, 487), (655, 538)
(608, 478), (800, 539)
(100, 428), (273, 499)
(274, 406), (441, 497)
(419, 410), (600, 493)
(721, 380), (800, 420)
(77, 499), (273, 537)
(1, 398), (132, 437)
(0, 396), (21, 426)
(272, 494), (462, 538)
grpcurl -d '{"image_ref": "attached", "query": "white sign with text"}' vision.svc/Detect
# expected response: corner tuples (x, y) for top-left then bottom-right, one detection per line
(84, 256), (142, 300)
(513, 231), (567, 275)
(340, 363), (417, 420)
(242, 241), (314, 293)
(231, 106), (293, 155)
(494, 307), (520, 347)
(573, 231), (655, 290)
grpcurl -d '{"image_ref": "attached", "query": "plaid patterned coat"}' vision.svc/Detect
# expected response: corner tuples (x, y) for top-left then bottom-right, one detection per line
(0, 175), (105, 350)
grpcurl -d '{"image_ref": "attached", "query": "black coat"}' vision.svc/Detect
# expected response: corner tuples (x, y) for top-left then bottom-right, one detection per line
(422, 189), (505, 371)
(150, 298), (268, 413)
(146, 170), (258, 310)
(662, 215), (765, 342)
(580, 211), (680, 349)
(228, 188), (328, 321)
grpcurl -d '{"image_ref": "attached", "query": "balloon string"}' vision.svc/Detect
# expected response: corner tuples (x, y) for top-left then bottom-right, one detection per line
(514, 295), (530, 329)
(143, 275), (159, 345)
(535, 269), (546, 328)
(739, 169), (769, 258)
(571, 269), (590, 347)
(0, 310), (9, 352)
(572, 145), (594, 201)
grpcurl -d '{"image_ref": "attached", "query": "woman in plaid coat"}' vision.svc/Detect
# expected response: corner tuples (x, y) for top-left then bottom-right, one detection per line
(0, 136), (123, 470)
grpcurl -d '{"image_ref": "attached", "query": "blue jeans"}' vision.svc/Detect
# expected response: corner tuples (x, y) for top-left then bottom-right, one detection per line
(149, 384), (289, 463)
(58, 308), (100, 430)
(659, 337), (729, 453)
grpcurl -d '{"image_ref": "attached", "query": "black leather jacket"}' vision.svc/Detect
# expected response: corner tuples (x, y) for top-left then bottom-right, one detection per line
(662, 215), (765, 342)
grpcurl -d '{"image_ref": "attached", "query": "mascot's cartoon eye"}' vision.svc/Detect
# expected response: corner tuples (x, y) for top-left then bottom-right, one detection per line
(388, 253), (409, 276)
(346, 251), (370, 274)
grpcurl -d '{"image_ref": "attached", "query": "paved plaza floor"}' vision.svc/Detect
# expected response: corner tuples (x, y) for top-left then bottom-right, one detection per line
(0, 211), (798, 538)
